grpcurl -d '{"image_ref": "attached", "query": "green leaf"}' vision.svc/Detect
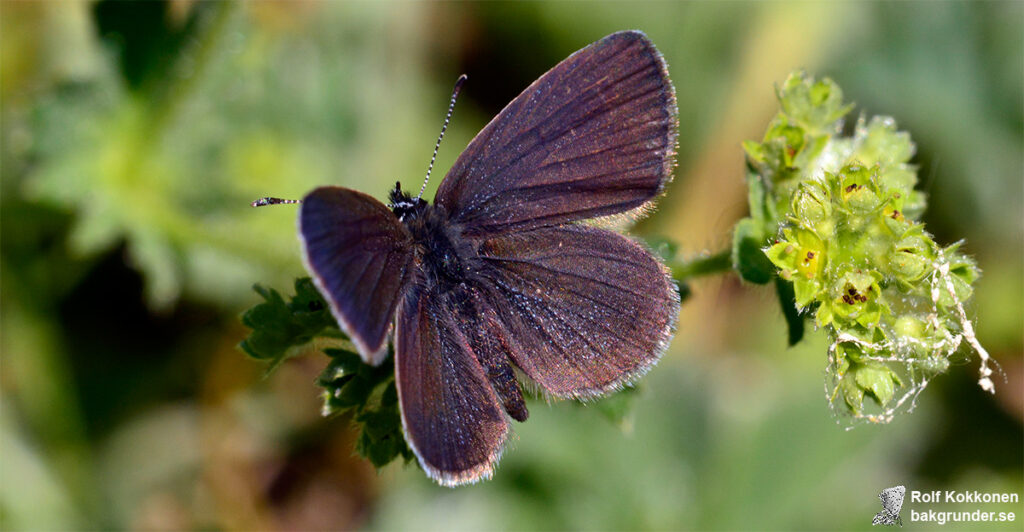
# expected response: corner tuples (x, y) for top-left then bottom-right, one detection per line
(840, 373), (865, 414)
(853, 364), (897, 407)
(792, 277), (820, 309)
(744, 170), (775, 227)
(336, 376), (376, 410)
(742, 140), (765, 165)
(774, 277), (805, 346)
(357, 427), (413, 469)
(238, 278), (340, 371)
(732, 218), (774, 284)
(315, 348), (414, 468)
(318, 348), (364, 384)
(290, 278), (340, 332)
(239, 277), (415, 467)
(814, 302), (833, 328)
(239, 286), (295, 360)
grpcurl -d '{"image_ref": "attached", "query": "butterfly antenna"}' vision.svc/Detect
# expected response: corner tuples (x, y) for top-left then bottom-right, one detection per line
(251, 197), (301, 208)
(417, 74), (467, 201)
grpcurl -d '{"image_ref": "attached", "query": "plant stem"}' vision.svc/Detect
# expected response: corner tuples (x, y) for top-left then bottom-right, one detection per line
(670, 249), (733, 282)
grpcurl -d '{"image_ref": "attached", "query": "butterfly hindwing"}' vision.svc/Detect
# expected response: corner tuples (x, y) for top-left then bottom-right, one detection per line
(435, 30), (677, 237)
(299, 186), (414, 364)
(474, 224), (679, 397)
(394, 283), (511, 486)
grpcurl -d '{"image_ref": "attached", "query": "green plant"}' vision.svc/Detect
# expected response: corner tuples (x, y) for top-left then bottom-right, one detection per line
(734, 71), (996, 423)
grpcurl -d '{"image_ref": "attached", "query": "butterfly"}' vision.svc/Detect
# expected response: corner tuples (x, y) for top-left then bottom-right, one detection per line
(872, 485), (906, 527)
(297, 30), (678, 486)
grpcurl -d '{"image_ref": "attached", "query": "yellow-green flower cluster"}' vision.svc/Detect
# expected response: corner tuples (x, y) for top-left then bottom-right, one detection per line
(735, 71), (989, 422)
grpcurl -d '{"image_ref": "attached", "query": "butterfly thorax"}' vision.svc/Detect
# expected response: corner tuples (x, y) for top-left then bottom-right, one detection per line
(390, 183), (474, 291)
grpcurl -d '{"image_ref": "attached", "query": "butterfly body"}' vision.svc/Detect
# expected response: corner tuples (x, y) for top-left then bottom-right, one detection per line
(390, 182), (532, 422)
(299, 30), (678, 485)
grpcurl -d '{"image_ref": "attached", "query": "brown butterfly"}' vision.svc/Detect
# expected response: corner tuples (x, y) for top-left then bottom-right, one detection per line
(298, 31), (678, 485)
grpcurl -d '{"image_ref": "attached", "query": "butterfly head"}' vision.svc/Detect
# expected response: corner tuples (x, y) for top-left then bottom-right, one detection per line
(389, 181), (427, 222)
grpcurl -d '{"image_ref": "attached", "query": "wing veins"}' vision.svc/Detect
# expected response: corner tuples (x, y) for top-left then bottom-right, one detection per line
(483, 267), (655, 352)
(454, 56), (666, 216)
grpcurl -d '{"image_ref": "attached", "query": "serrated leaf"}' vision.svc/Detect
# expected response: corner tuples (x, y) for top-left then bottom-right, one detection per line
(321, 391), (358, 418)
(239, 286), (294, 359)
(238, 278), (342, 372)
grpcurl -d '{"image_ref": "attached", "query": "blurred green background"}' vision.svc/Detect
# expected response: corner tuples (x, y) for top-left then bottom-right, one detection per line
(2, 1), (1021, 530)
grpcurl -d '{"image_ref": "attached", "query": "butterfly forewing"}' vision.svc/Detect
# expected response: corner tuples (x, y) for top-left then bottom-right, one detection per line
(395, 284), (510, 486)
(436, 30), (677, 237)
(475, 225), (679, 397)
(299, 187), (414, 364)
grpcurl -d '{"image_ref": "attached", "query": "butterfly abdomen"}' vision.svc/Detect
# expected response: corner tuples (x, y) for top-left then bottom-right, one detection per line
(460, 289), (530, 422)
